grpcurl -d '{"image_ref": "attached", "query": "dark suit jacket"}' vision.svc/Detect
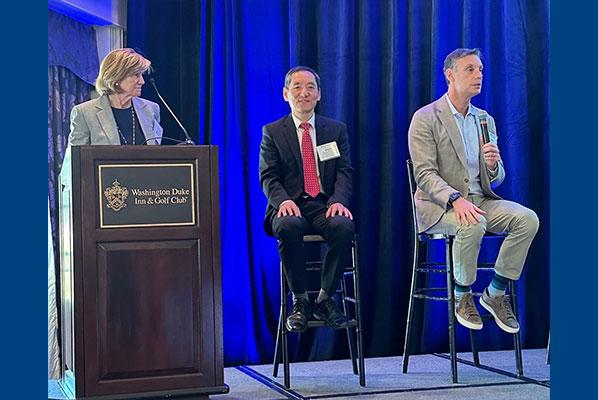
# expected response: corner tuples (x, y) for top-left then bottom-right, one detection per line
(259, 114), (353, 236)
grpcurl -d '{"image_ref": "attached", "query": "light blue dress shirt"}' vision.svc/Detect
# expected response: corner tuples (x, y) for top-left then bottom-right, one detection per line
(445, 94), (484, 196)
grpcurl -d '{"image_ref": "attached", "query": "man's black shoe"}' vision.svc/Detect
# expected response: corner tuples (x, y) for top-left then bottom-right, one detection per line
(286, 298), (311, 333)
(313, 298), (349, 329)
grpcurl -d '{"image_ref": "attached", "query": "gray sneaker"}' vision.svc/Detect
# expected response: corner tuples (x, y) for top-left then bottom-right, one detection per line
(480, 289), (520, 333)
(454, 292), (483, 330)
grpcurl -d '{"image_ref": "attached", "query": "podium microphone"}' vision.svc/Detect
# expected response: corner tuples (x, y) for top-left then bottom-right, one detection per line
(142, 135), (186, 145)
(147, 68), (195, 145)
(478, 112), (491, 145)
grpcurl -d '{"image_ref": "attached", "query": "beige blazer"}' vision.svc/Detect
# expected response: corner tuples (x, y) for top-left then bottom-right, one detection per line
(408, 95), (505, 233)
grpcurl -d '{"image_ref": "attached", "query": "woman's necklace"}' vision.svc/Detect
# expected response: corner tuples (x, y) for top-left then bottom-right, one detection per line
(117, 105), (136, 144)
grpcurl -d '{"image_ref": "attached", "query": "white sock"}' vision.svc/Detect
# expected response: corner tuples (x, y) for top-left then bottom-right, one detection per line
(316, 289), (328, 304)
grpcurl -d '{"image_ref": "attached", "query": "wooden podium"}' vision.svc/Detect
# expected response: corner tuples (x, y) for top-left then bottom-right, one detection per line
(58, 145), (228, 399)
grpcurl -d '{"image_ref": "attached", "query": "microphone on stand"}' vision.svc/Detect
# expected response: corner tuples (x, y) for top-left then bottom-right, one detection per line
(141, 135), (186, 145)
(146, 67), (195, 145)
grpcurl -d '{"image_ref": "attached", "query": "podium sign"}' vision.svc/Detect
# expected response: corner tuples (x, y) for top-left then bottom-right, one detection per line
(99, 163), (196, 228)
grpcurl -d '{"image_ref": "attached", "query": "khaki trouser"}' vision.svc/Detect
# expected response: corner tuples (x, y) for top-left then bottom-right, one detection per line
(426, 195), (539, 286)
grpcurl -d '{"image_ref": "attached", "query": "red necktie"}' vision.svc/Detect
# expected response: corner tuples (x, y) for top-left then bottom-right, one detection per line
(300, 122), (320, 198)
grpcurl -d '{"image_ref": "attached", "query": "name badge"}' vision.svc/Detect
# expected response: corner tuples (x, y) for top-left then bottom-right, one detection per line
(316, 141), (341, 161)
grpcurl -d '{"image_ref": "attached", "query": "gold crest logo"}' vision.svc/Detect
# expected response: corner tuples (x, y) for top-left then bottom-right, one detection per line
(104, 179), (129, 212)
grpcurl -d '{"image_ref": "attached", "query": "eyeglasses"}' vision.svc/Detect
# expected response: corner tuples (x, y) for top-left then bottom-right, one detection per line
(288, 85), (319, 93)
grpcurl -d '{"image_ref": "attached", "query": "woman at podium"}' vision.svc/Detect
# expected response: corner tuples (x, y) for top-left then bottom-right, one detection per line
(59, 48), (163, 187)
(66, 47), (163, 146)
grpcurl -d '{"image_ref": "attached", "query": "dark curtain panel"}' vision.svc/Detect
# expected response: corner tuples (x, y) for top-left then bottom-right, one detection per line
(127, 0), (549, 366)
(47, 66), (93, 259)
(126, 0), (200, 144)
(47, 9), (98, 270)
(48, 10), (99, 85)
(47, 9), (97, 376)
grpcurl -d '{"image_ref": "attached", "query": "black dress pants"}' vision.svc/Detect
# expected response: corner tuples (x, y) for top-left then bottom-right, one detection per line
(270, 195), (354, 295)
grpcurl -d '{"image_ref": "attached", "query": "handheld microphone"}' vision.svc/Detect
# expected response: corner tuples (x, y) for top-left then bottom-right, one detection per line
(478, 113), (491, 145)
(147, 69), (195, 145)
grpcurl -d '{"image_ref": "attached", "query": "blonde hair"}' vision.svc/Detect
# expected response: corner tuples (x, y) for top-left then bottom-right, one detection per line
(95, 48), (151, 95)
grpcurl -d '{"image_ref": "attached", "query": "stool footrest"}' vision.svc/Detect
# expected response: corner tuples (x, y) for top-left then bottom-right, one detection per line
(413, 294), (449, 301)
(416, 268), (447, 273)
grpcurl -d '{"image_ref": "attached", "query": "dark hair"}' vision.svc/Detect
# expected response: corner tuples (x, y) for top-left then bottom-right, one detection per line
(284, 66), (321, 89)
(443, 48), (482, 85)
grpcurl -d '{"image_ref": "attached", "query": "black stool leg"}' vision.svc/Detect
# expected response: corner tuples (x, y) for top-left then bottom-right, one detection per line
(402, 238), (421, 373)
(546, 331), (550, 365)
(470, 329), (480, 366)
(273, 261), (285, 377)
(352, 237), (366, 387)
(282, 325), (290, 389)
(509, 280), (524, 378)
(273, 310), (283, 377)
(341, 272), (358, 375)
(446, 237), (458, 383)
(276, 259), (291, 388)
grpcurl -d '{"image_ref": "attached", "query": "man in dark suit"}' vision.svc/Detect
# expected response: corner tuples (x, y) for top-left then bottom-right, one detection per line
(259, 66), (354, 332)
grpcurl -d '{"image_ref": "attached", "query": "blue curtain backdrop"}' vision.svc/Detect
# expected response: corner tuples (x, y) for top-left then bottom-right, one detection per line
(127, 0), (549, 366)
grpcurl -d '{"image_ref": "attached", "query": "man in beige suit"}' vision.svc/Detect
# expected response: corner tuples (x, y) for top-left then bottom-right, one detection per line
(408, 48), (539, 333)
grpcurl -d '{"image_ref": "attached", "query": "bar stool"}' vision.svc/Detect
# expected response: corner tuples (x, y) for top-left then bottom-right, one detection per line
(272, 234), (365, 389)
(402, 159), (523, 383)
